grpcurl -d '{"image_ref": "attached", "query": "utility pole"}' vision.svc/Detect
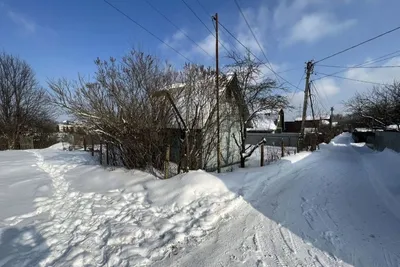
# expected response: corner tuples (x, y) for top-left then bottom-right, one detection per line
(213, 13), (221, 173)
(308, 81), (317, 132)
(330, 107), (334, 129)
(309, 81), (319, 150)
(300, 60), (314, 137)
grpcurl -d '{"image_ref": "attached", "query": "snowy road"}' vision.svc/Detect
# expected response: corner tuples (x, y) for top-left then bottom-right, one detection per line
(157, 134), (400, 267)
(1, 134), (400, 266)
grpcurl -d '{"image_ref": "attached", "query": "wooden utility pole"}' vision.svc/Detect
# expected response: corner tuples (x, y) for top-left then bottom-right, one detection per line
(309, 81), (317, 132)
(260, 143), (264, 167)
(309, 82), (319, 150)
(330, 107), (334, 129)
(300, 60), (314, 137)
(213, 13), (221, 173)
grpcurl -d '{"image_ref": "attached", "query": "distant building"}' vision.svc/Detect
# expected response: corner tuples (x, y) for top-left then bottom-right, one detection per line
(57, 121), (85, 133)
(285, 115), (337, 133)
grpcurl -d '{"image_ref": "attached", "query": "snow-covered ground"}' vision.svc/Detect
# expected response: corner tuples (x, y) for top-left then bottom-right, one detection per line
(1, 133), (400, 266)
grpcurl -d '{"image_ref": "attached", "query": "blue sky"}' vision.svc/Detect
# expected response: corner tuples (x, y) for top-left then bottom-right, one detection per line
(1, 0), (400, 119)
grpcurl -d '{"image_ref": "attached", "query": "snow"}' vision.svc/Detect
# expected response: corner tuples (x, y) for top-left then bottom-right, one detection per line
(0, 145), (238, 266)
(386, 124), (400, 131)
(295, 115), (330, 121)
(249, 116), (277, 131)
(354, 128), (373, 132)
(2, 136), (400, 266)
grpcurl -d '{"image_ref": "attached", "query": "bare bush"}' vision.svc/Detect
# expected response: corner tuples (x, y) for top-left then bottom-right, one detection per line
(345, 81), (400, 130)
(48, 51), (178, 172)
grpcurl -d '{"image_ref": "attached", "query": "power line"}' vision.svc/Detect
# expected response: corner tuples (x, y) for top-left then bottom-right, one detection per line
(315, 25), (400, 64)
(181, 0), (213, 35)
(316, 72), (387, 86)
(314, 50), (400, 81)
(311, 81), (329, 113)
(143, 0), (212, 58)
(290, 72), (305, 101)
(196, 0), (211, 16)
(103, 0), (194, 64)
(218, 21), (301, 90)
(181, 0), (230, 54)
(277, 67), (302, 74)
(194, 0), (255, 63)
(233, 0), (275, 76)
(316, 64), (400, 69)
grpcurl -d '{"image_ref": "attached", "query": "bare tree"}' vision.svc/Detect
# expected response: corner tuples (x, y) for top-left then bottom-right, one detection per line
(48, 50), (178, 172)
(345, 82), (400, 130)
(227, 53), (289, 167)
(0, 52), (54, 149)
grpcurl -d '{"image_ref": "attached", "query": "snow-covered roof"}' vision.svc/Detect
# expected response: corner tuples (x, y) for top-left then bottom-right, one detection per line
(162, 74), (238, 129)
(386, 124), (399, 131)
(247, 112), (278, 131)
(168, 83), (186, 90)
(249, 117), (277, 131)
(295, 115), (330, 121)
(354, 128), (373, 132)
(320, 120), (338, 126)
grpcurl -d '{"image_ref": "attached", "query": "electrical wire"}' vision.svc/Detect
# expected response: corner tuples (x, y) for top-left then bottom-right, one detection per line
(218, 21), (302, 90)
(103, 0), (195, 64)
(277, 67), (302, 74)
(311, 81), (329, 113)
(289, 72), (305, 101)
(180, 0), (230, 54)
(143, 0), (212, 58)
(316, 72), (387, 86)
(315, 25), (400, 63)
(233, 0), (276, 78)
(314, 49), (400, 81)
(196, 0), (211, 16)
(316, 64), (400, 69)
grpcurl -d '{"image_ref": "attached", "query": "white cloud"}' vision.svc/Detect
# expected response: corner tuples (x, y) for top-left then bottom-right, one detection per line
(274, 0), (321, 29)
(193, 34), (216, 57)
(344, 57), (400, 85)
(7, 10), (36, 34)
(286, 13), (356, 45)
(313, 77), (340, 96)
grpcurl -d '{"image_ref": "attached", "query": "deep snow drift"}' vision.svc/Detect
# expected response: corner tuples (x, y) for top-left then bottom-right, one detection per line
(1, 133), (400, 266)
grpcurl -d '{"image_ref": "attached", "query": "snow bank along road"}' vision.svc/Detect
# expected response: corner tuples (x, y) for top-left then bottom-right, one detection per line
(1, 133), (400, 267)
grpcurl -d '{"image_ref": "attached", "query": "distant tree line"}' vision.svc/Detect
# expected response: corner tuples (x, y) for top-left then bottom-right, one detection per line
(345, 81), (400, 130)
(0, 48), (289, 173)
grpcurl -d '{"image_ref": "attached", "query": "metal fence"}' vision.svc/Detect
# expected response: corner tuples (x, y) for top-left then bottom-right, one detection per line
(246, 132), (301, 147)
(353, 131), (400, 153)
(373, 131), (400, 153)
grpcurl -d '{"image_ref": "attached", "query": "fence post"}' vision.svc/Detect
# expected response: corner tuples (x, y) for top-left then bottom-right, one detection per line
(91, 137), (94, 157)
(99, 141), (103, 165)
(260, 143), (264, 167)
(106, 142), (109, 165)
(165, 145), (170, 179)
(281, 138), (284, 158)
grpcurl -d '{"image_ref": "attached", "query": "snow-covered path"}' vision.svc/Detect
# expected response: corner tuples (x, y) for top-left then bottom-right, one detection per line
(0, 146), (239, 266)
(157, 134), (400, 267)
(1, 134), (400, 266)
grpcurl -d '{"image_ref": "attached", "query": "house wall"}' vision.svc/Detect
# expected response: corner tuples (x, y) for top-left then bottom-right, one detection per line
(202, 103), (241, 171)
